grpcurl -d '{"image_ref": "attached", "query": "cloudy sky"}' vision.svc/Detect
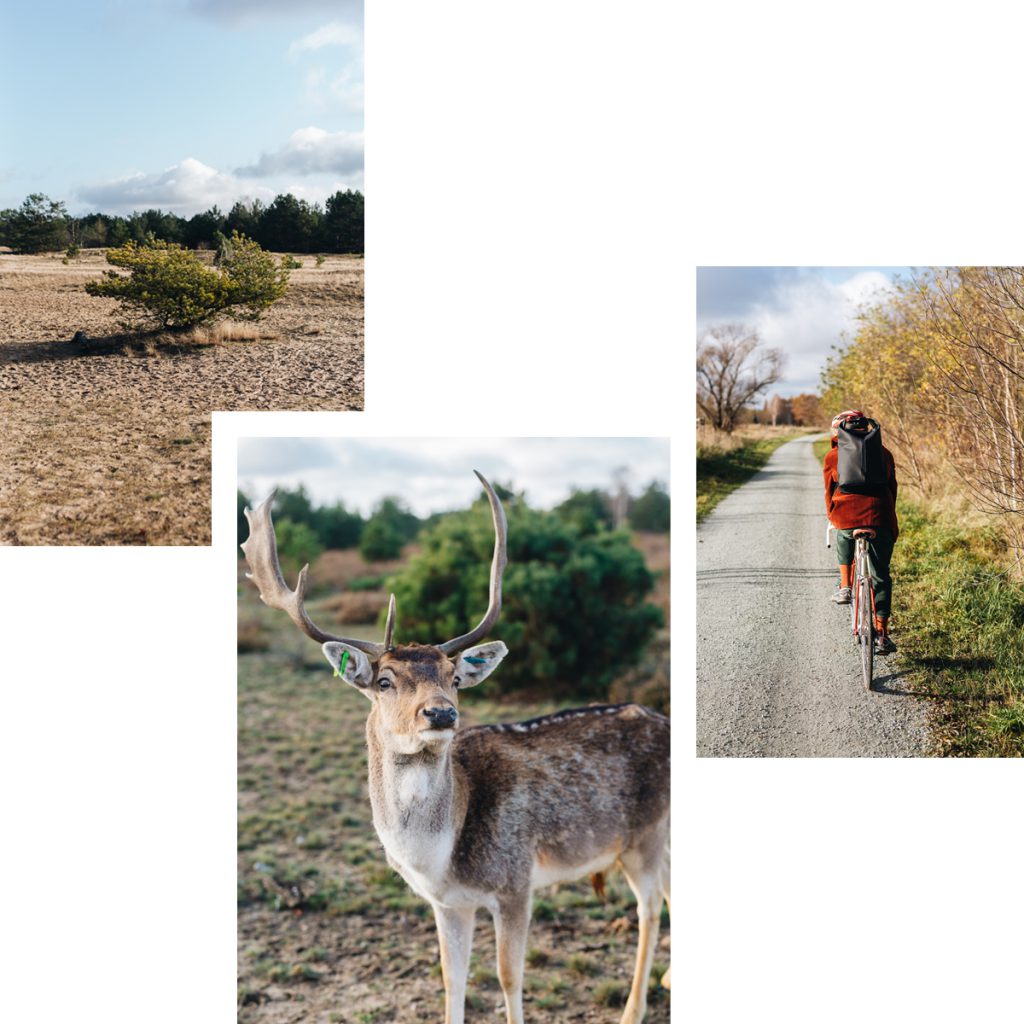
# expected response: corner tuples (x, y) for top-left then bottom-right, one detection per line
(697, 267), (910, 395)
(0, 0), (362, 215)
(238, 437), (671, 516)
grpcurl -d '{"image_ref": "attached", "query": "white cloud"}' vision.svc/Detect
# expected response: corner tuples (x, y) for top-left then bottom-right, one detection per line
(76, 158), (276, 216)
(289, 20), (361, 55)
(236, 127), (364, 179)
(750, 271), (892, 393)
(698, 268), (896, 395)
(303, 67), (364, 115)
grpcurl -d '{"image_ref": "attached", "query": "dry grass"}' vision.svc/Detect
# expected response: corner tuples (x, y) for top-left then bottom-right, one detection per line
(321, 591), (391, 624)
(697, 422), (815, 452)
(0, 249), (363, 545)
(307, 546), (418, 592)
(183, 322), (277, 345)
(632, 530), (670, 625)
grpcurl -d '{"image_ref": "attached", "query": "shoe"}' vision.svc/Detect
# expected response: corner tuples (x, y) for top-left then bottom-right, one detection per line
(875, 633), (897, 655)
(831, 587), (852, 604)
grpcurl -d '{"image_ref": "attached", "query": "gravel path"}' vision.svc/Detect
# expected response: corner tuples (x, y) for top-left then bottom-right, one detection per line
(697, 434), (930, 757)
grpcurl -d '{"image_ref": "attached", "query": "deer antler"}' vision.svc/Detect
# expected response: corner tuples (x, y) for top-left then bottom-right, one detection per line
(383, 593), (397, 650)
(437, 471), (508, 655)
(241, 492), (385, 658)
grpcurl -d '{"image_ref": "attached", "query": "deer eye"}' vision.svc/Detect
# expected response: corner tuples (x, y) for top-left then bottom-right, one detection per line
(453, 677), (461, 688)
(378, 678), (392, 690)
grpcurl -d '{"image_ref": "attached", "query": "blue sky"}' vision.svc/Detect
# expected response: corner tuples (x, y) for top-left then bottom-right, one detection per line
(238, 438), (671, 516)
(0, 0), (362, 215)
(697, 267), (912, 395)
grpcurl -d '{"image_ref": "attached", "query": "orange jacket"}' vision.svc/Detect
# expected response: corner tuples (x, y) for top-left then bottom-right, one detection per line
(823, 438), (899, 540)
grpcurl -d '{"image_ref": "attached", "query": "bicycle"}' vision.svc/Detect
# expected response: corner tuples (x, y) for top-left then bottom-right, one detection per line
(827, 524), (877, 691)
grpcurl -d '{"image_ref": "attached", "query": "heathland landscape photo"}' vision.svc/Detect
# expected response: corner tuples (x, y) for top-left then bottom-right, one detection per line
(236, 439), (671, 1022)
(0, 1), (364, 544)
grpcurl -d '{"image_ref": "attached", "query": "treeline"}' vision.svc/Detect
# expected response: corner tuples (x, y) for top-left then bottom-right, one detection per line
(822, 267), (1024, 569)
(237, 479), (671, 565)
(0, 190), (364, 255)
(753, 392), (825, 427)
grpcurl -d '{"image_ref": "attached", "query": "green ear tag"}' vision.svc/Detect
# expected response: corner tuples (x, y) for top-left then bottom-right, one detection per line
(464, 656), (487, 665)
(334, 650), (350, 679)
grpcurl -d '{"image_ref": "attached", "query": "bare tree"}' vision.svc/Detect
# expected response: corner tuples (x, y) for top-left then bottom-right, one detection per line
(767, 393), (793, 426)
(696, 324), (786, 433)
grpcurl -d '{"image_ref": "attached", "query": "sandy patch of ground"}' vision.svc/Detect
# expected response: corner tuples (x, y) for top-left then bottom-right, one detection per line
(0, 250), (362, 545)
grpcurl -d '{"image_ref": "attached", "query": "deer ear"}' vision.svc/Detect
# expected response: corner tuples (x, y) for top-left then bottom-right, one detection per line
(323, 642), (375, 692)
(453, 641), (508, 688)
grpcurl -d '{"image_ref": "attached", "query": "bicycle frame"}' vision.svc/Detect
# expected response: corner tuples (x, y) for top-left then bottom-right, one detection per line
(828, 522), (877, 690)
(851, 534), (877, 689)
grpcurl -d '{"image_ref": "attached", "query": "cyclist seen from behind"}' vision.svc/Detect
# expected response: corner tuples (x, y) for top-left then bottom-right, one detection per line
(824, 409), (899, 654)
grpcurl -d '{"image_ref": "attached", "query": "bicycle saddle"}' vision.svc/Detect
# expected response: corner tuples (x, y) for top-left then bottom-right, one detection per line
(853, 528), (877, 539)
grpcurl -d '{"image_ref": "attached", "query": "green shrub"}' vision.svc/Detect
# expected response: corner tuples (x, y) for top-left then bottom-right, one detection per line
(360, 498), (420, 562)
(555, 488), (613, 534)
(387, 498), (662, 698)
(629, 481), (670, 532)
(280, 254), (303, 270)
(315, 253), (326, 267)
(85, 232), (289, 330)
(274, 518), (324, 578)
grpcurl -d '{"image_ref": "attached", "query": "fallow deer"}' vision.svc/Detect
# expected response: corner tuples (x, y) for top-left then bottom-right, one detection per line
(242, 471), (670, 1024)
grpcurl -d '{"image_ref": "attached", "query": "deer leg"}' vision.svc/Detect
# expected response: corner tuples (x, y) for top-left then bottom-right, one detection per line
(493, 894), (531, 1024)
(433, 903), (476, 1024)
(619, 851), (664, 1024)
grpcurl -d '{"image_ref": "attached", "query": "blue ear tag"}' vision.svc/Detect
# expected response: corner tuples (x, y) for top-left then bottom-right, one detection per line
(464, 656), (487, 665)
(333, 650), (350, 679)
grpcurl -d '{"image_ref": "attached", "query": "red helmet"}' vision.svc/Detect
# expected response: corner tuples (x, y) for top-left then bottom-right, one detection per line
(830, 409), (864, 437)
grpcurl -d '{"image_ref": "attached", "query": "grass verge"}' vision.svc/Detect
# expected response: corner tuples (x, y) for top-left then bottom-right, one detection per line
(813, 438), (1024, 756)
(892, 504), (1024, 756)
(697, 433), (803, 521)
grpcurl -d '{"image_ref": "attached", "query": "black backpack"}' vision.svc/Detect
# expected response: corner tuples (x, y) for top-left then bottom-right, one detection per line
(837, 417), (887, 495)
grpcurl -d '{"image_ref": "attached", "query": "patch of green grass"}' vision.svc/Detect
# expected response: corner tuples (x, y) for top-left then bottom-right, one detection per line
(892, 502), (1024, 756)
(525, 947), (550, 967)
(532, 898), (556, 921)
(252, 958), (291, 983)
(536, 994), (566, 1010)
(595, 980), (628, 1007)
(470, 965), (498, 987)
(465, 991), (488, 1011)
(348, 573), (387, 591)
(697, 434), (802, 521)
(566, 953), (599, 976)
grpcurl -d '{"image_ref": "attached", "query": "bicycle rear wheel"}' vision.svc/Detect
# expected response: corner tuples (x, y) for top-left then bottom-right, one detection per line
(859, 576), (873, 690)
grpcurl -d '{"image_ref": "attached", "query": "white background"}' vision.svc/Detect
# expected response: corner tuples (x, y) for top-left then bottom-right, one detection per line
(2, 1), (1022, 1021)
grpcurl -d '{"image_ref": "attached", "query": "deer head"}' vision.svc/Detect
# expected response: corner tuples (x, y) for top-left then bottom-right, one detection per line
(241, 471), (509, 753)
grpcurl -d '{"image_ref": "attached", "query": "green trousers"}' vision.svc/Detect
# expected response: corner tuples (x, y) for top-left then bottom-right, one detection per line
(835, 526), (895, 618)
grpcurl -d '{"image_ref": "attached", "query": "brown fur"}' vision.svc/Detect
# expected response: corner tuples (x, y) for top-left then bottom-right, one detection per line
(332, 642), (668, 1024)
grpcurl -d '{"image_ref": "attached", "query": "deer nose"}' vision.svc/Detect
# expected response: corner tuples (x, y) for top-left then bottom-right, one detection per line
(423, 705), (458, 729)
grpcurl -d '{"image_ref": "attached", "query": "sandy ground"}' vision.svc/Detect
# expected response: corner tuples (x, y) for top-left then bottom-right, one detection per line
(0, 249), (363, 545)
(697, 435), (930, 757)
